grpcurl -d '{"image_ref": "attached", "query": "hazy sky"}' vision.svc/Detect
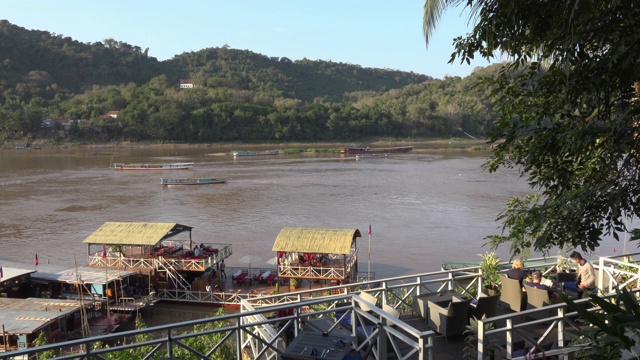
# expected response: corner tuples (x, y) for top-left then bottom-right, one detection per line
(1, 0), (491, 79)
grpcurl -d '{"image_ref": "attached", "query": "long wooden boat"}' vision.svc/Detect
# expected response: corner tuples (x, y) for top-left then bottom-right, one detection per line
(340, 146), (413, 154)
(113, 162), (194, 170)
(356, 154), (388, 159)
(232, 150), (280, 157)
(161, 177), (227, 185)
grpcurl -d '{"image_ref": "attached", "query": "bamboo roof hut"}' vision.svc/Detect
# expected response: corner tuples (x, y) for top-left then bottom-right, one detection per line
(82, 222), (197, 268)
(271, 227), (361, 285)
(82, 222), (193, 247)
(82, 222), (233, 294)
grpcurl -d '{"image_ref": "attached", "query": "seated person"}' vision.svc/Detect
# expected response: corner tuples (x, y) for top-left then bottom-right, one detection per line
(194, 247), (202, 257)
(507, 258), (529, 288)
(525, 271), (558, 299)
(563, 251), (596, 298)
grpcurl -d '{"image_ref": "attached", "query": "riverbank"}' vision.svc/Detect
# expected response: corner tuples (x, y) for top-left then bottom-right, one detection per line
(2, 138), (491, 152)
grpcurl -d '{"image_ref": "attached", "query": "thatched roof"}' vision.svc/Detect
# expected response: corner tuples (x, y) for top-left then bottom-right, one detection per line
(82, 222), (192, 246)
(272, 227), (361, 254)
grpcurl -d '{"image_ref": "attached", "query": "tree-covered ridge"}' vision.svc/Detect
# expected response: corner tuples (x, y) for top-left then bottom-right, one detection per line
(0, 20), (499, 143)
(0, 20), (166, 91)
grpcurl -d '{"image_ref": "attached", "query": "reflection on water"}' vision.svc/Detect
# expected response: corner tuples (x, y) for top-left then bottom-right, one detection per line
(1, 146), (543, 278)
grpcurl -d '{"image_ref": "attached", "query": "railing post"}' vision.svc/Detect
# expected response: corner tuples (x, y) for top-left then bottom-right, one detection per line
(477, 319), (485, 360)
(506, 318), (513, 357)
(236, 314), (244, 360)
(599, 257), (604, 292)
(166, 328), (173, 359)
(558, 306), (567, 360)
(382, 281), (388, 306)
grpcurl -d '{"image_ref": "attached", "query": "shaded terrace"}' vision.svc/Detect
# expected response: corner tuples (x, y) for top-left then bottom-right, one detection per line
(272, 227), (361, 284)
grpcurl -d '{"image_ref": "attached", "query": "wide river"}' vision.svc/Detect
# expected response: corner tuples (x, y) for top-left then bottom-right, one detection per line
(5, 143), (623, 282)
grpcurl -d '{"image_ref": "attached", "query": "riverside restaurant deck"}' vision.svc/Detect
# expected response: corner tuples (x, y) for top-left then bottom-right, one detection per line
(5, 252), (640, 359)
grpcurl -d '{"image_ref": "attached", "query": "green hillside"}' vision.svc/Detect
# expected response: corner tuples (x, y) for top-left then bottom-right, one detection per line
(0, 20), (499, 144)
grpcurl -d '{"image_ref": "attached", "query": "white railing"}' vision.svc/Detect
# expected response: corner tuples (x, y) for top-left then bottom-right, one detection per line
(4, 254), (640, 360)
(0, 292), (435, 360)
(476, 288), (640, 359)
(155, 257), (191, 291)
(87, 244), (233, 272)
(598, 252), (640, 293)
(239, 293), (435, 360)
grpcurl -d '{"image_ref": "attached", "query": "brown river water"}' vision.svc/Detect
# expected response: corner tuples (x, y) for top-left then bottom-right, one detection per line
(0, 144), (533, 277)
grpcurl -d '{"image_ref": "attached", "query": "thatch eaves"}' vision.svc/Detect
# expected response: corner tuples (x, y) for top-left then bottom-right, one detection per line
(272, 227), (361, 254)
(82, 222), (192, 246)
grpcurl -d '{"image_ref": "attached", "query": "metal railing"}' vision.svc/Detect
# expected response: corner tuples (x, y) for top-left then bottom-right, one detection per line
(597, 252), (640, 293)
(0, 292), (435, 360)
(6, 253), (633, 359)
(476, 288), (640, 360)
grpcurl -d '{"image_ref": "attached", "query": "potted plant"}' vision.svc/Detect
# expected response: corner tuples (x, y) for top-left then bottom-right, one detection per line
(555, 248), (573, 273)
(478, 252), (501, 295)
(289, 278), (299, 290)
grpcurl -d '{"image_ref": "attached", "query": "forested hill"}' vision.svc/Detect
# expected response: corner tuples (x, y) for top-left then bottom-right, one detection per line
(167, 47), (432, 101)
(0, 20), (499, 144)
(0, 20), (167, 90)
(0, 20), (430, 100)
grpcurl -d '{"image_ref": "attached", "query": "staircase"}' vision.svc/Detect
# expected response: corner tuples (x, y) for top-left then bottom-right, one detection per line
(155, 258), (191, 291)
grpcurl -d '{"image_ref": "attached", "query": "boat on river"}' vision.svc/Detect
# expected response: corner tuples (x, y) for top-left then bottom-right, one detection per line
(340, 146), (413, 154)
(161, 177), (227, 186)
(112, 162), (193, 170)
(356, 154), (388, 159)
(232, 150), (280, 157)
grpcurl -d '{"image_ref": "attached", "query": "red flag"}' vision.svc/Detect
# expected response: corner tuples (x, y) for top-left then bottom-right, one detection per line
(35, 253), (39, 266)
(102, 244), (107, 259)
(368, 224), (372, 236)
(0, 264), (3, 279)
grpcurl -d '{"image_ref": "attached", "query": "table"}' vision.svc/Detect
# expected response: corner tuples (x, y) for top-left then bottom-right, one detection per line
(302, 318), (352, 338)
(282, 331), (354, 360)
(413, 289), (464, 321)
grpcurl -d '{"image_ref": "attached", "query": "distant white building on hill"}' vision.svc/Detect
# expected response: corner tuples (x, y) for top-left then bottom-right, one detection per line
(179, 79), (195, 89)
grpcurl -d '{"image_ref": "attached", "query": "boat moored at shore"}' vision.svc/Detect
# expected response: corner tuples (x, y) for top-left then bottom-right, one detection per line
(112, 162), (194, 170)
(356, 153), (388, 159)
(232, 150), (280, 157)
(340, 146), (413, 154)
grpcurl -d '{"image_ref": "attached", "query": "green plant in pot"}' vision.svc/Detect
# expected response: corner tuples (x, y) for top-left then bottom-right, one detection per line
(289, 278), (299, 289)
(478, 252), (501, 295)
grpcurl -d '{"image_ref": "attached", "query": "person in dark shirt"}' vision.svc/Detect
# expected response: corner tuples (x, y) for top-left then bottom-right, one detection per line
(524, 271), (558, 299)
(506, 258), (529, 288)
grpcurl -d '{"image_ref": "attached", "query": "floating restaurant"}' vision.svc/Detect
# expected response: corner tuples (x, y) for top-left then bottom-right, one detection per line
(83, 222), (232, 295)
(272, 227), (361, 287)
